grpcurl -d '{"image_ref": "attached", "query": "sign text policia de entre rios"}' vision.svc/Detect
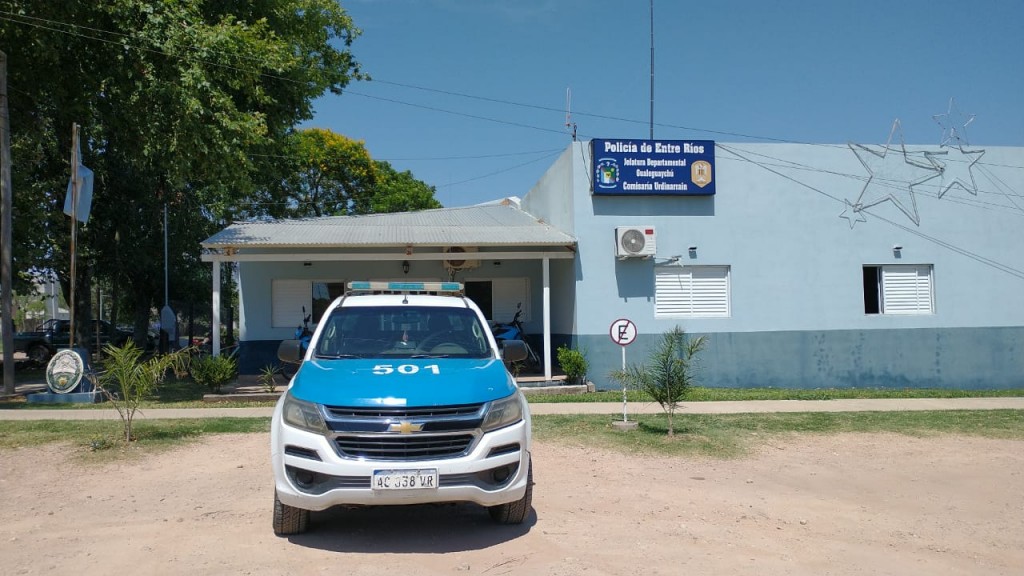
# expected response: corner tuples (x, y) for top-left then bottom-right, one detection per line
(591, 138), (716, 196)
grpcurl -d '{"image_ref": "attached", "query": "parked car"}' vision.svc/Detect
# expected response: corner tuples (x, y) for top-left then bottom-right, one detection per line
(13, 319), (134, 364)
(270, 280), (533, 535)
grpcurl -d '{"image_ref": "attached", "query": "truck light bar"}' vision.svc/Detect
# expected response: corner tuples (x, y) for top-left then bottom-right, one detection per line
(347, 281), (464, 294)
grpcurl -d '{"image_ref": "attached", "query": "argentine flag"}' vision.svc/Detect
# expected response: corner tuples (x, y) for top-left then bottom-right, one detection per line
(63, 138), (93, 223)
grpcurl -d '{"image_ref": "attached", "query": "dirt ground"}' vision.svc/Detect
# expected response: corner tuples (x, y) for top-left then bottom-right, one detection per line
(1, 432), (1022, 576)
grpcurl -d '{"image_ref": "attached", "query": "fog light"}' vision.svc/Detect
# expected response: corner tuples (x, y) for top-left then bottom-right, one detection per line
(492, 465), (511, 484)
(292, 468), (316, 487)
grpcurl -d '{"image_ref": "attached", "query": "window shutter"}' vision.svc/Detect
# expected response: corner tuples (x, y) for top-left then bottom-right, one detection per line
(272, 279), (310, 328)
(656, 266), (729, 317)
(881, 265), (933, 314)
(491, 278), (530, 323)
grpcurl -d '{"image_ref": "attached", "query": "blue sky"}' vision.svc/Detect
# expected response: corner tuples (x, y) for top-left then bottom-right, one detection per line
(305, 0), (1024, 208)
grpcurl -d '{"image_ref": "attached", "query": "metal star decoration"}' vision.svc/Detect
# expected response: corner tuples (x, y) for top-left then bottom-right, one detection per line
(924, 146), (985, 197)
(839, 199), (867, 228)
(928, 98), (985, 197)
(845, 119), (943, 227)
(932, 97), (975, 148)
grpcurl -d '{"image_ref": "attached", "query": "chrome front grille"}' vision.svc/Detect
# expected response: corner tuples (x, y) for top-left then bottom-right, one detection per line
(322, 402), (486, 461)
(334, 433), (476, 460)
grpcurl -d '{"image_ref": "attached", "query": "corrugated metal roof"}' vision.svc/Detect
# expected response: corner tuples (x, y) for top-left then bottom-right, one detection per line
(202, 202), (575, 249)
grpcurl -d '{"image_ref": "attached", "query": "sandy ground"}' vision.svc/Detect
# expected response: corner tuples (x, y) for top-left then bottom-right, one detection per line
(1, 432), (1022, 576)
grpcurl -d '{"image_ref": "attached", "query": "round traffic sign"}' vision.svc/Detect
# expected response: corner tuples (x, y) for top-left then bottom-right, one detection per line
(609, 319), (637, 346)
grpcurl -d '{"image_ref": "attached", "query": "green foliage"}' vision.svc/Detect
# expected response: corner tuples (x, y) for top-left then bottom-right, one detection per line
(609, 326), (707, 436)
(556, 345), (589, 386)
(96, 342), (191, 442)
(0, 0), (365, 335)
(370, 161), (443, 213)
(259, 129), (442, 219)
(190, 354), (238, 394)
(259, 364), (280, 393)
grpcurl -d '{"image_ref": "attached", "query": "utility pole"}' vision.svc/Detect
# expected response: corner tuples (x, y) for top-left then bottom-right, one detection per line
(69, 123), (79, 350)
(2, 50), (15, 396)
(649, 0), (655, 140)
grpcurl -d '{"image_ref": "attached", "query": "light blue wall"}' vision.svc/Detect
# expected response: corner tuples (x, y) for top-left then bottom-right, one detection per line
(524, 141), (1024, 389)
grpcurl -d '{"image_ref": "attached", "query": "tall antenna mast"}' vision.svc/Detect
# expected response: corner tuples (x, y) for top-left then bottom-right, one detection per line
(565, 87), (577, 141)
(649, 0), (655, 140)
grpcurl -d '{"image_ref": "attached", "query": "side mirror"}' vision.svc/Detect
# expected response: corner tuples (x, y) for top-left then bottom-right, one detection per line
(499, 339), (528, 363)
(277, 339), (304, 364)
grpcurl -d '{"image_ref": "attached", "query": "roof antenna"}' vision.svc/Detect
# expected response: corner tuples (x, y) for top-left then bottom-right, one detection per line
(565, 87), (577, 141)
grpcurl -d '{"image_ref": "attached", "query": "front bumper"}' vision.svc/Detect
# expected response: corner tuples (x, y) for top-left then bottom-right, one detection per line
(270, 400), (531, 512)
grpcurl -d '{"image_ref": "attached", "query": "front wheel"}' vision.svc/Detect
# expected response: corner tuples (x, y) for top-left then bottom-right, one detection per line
(27, 344), (52, 365)
(488, 461), (533, 524)
(272, 490), (309, 536)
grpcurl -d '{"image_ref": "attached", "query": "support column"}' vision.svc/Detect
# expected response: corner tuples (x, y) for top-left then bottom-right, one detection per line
(543, 256), (552, 381)
(212, 260), (221, 356)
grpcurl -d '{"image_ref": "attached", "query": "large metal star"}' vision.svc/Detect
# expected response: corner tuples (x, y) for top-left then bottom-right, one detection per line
(846, 120), (942, 227)
(933, 97), (975, 148)
(924, 145), (985, 197)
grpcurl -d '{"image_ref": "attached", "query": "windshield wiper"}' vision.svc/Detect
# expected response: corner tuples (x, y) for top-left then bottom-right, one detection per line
(410, 353), (450, 358)
(315, 353), (362, 359)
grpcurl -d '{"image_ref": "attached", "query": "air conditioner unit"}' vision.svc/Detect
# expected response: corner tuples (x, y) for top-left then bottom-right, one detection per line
(443, 246), (480, 271)
(615, 226), (656, 258)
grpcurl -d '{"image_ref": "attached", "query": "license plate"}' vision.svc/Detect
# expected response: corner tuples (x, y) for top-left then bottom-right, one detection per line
(372, 469), (438, 491)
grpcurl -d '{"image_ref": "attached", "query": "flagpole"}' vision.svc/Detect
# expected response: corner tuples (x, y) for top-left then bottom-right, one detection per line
(69, 123), (78, 350)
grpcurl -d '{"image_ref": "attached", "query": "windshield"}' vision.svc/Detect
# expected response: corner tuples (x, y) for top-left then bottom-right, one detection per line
(314, 305), (492, 359)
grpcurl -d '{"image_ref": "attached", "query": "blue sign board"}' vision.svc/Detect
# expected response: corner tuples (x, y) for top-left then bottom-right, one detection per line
(591, 138), (716, 196)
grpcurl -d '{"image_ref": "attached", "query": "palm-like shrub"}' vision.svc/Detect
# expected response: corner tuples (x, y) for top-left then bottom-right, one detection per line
(97, 342), (190, 442)
(609, 326), (706, 436)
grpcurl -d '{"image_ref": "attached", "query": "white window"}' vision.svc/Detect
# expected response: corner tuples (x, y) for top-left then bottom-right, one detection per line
(655, 266), (730, 318)
(863, 265), (934, 315)
(464, 277), (530, 322)
(272, 279), (346, 328)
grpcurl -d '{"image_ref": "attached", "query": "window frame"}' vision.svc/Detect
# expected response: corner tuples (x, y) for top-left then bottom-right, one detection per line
(654, 265), (731, 318)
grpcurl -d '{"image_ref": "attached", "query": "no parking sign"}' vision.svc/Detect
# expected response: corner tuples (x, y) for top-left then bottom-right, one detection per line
(609, 318), (637, 347)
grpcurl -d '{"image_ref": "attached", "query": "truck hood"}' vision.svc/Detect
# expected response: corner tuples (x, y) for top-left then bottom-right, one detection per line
(287, 357), (518, 408)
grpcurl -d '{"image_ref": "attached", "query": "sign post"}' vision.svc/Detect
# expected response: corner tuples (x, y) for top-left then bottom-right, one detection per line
(609, 319), (637, 423)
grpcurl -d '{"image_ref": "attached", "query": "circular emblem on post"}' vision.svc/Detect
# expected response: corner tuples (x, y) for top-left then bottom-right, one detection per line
(46, 349), (86, 394)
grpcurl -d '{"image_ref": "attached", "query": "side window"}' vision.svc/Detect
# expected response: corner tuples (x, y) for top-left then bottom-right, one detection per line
(272, 279), (345, 328)
(864, 265), (934, 315)
(465, 278), (530, 322)
(655, 265), (730, 318)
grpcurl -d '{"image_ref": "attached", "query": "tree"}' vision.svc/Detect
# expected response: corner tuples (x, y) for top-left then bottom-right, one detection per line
(275, 128), (377, 217)
(251, 128), (442, 219)
(0, 0), (365, 343)
(371, 161), (443, 213)
(609, 326), (707, 436)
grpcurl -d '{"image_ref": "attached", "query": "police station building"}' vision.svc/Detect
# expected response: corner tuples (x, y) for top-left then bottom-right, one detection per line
(202, 134), (1024, 390)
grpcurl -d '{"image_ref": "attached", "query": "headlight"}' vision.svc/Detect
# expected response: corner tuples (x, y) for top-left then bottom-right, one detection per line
(282, 392), (327, 434)
(481, 393), (524, 432)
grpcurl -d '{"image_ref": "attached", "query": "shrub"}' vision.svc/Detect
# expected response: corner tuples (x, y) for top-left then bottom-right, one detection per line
(190, 354), (238, 394)
(96, 342), (190, 442)
(556, 345), (588, 386)
(609, 326), (706, 436)
(259, 364), (280, 393)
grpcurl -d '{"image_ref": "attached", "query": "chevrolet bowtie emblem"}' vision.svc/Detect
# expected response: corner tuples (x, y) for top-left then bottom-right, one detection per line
(389, 421), (423, 434)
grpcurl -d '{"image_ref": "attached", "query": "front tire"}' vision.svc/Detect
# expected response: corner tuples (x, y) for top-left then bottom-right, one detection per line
(27, 344), (51, 365)
(273, 490), (309, 536)
(488, 461), (533, 524)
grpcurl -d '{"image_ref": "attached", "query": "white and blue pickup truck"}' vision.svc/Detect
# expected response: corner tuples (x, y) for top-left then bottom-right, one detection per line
(271, 281), (533, 535)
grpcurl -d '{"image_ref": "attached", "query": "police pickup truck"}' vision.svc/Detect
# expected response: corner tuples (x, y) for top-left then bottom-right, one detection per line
(271, 281), (533, 535)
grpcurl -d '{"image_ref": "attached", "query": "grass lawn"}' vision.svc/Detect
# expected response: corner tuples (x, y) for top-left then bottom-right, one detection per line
(1, 410), (1021, 459)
